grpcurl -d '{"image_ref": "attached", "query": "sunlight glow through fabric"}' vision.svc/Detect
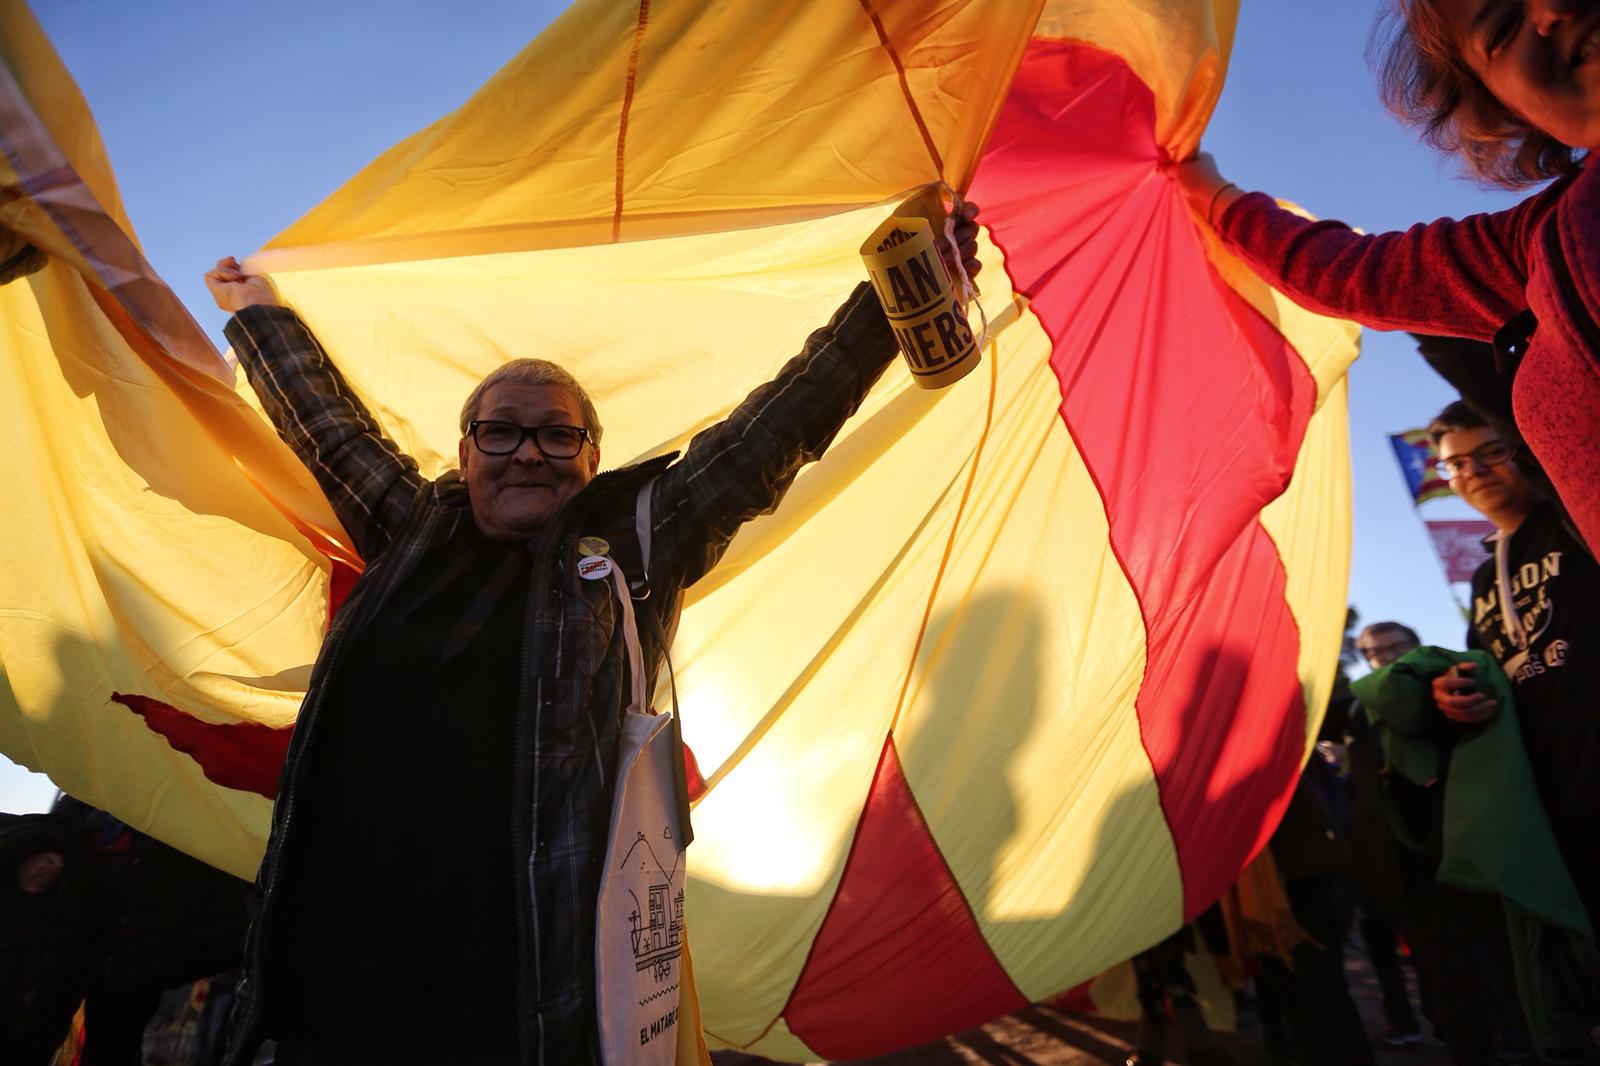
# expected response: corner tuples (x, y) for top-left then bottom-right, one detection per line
(0, 0), (1357, 1058)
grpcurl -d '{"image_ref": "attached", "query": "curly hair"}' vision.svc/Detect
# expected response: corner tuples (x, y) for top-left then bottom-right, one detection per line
(1372, 0), (1584, 187)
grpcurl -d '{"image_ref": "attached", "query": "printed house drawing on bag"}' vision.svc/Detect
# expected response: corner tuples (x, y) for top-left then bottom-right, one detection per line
(622, 828), (684, 986)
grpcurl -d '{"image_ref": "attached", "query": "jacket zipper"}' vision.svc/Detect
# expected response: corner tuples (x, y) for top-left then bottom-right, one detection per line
(514, 464), (660, 1065)
(516, 516), (566, 1066)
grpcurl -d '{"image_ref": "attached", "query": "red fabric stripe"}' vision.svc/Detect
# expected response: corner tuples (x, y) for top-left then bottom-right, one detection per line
(326, 557), (361, 628)
(612, 0), (652, 242)
(114, 693), (290, 798)
(969, 39), (1313, 915)
(783, 738), (1026, 1058)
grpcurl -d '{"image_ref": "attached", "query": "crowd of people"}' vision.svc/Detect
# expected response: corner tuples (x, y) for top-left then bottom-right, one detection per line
(5, 0), (1600, 1063)
(1125, 358), (1600, 1066)
(1123, 396), (1600, 1066)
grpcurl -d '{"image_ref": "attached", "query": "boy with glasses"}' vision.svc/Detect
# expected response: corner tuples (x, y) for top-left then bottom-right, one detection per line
(1427, 401), (1600, 935)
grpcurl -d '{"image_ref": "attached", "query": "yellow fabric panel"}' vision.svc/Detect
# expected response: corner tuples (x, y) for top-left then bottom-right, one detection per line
(678, 378), (1002, 1045)
(709, 1015), (818, 1062)
(1258, 375), (1356, 756)
(1036, 0), (1239, 159)
(1087, 960), (1140, 1021)
(257, 0), (1045, 271)
(0, 263), (325, 878)
(888, 307), (1182, 1000)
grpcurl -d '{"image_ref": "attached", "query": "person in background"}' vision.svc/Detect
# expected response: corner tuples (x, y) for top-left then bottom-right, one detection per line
(1349, 620), (1536, 1064)
(0, 795), (255, 1066)
(1253, 749), (1375, 1066)
(1347, 622), (1432, 1050)
(1125, 912), (1236, 1066)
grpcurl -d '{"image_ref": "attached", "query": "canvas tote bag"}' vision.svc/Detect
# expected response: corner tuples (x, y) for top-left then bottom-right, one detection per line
(593, 552), (708, 1066)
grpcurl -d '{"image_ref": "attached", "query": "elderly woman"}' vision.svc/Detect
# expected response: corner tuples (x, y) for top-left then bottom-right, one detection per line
(1177, 0), (1600, 558)
(203, 203), (981, 1066)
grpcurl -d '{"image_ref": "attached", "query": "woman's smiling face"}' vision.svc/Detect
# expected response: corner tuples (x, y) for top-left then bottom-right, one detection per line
(457, 381), (599, 540)
(1443, 0), (1600, 151)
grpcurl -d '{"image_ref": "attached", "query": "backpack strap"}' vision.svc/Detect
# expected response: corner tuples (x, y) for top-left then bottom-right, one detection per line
(1493, 307), (1537, 377)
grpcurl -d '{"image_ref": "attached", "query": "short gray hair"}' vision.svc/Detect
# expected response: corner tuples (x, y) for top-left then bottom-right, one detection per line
(458, 358), (603, 444)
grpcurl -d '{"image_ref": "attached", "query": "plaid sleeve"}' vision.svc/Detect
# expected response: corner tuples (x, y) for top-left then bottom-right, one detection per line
(226, 305), (424, 561)
(647, 282), (896, 587)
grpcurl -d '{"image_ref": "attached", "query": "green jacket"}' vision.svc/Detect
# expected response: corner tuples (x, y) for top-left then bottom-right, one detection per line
(1352, 647), (1599, 1059)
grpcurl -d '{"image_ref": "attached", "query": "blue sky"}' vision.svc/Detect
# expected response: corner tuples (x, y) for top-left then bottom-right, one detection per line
(1, 2), (1520, 811)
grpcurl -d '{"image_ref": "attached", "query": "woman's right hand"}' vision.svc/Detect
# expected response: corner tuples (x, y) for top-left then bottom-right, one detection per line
(1173, 152), (1242, 227)
(204, 256), (281, 313)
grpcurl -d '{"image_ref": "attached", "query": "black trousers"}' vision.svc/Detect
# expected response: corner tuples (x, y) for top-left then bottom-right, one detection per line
(1398, 849), (1532, 1065)
(1357, 905), (1420, 1030)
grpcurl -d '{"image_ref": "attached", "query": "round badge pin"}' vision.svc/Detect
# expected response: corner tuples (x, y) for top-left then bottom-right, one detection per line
(577, 535), (610, 557)
(577, 554), (613, 581)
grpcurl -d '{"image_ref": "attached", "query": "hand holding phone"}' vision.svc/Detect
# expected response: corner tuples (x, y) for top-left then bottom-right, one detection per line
(1431, 661), (1499, 723)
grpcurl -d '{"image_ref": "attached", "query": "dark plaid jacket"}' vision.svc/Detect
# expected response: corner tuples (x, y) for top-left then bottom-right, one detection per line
(220, 284), (894, 1066)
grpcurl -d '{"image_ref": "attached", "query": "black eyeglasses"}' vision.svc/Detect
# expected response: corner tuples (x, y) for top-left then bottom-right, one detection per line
(1434, 440), (1517, 480)
(468, 420), (591, 459)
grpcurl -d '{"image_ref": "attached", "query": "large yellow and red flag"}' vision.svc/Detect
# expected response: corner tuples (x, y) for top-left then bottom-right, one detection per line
(0, 0), (358, 876)
(1, 0), (1356, 1059)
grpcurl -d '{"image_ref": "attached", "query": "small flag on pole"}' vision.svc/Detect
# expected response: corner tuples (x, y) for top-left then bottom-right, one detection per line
(1389, 429), (1453, 505)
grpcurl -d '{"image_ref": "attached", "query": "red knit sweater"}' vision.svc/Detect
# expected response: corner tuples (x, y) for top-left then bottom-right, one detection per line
(1218, 166), (1600, 557)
